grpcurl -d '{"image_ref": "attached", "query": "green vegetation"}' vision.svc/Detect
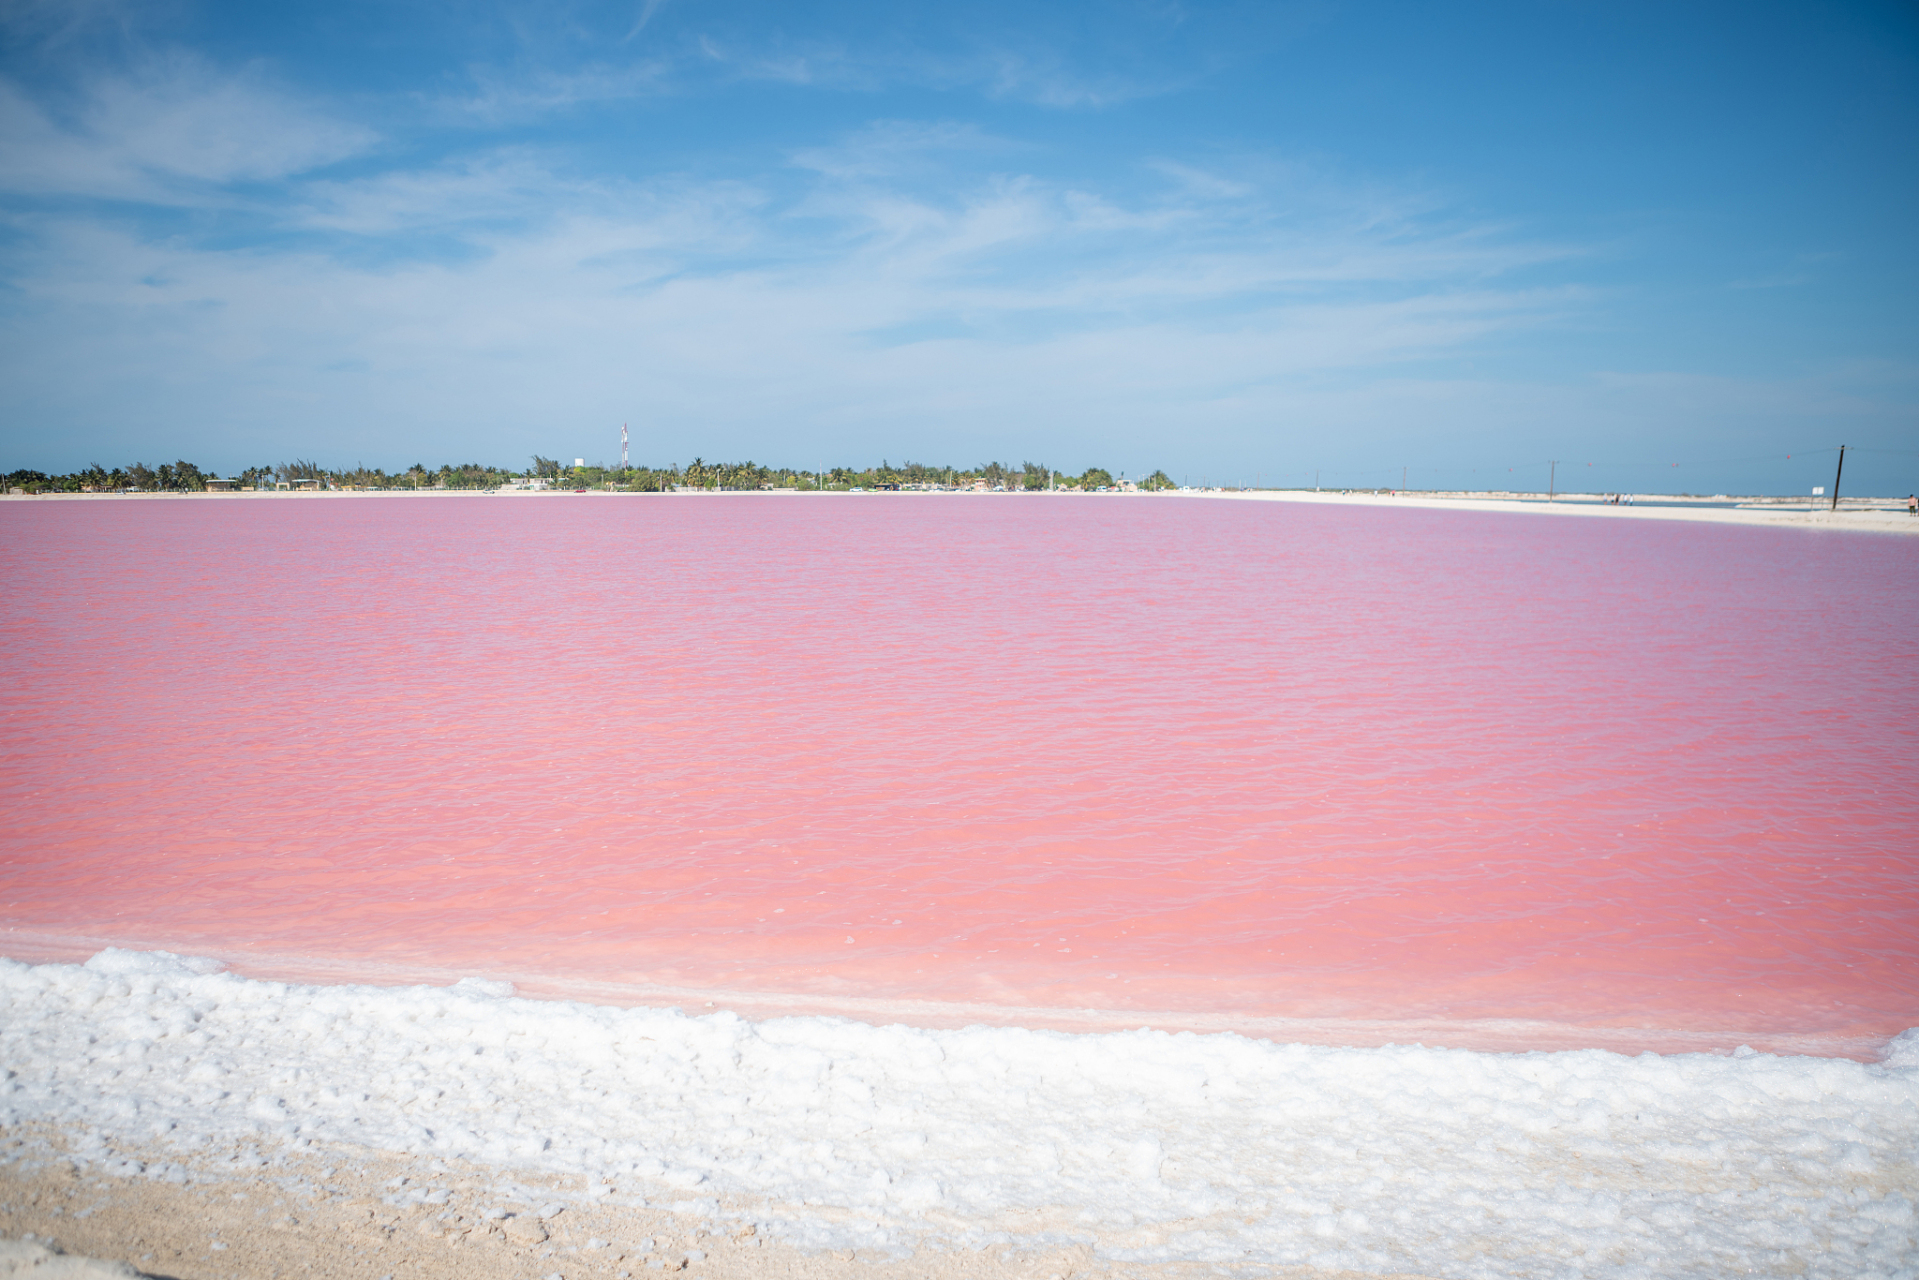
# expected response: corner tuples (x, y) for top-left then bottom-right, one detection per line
(5, 454), (1173, 494)
(3, 460), (214, 493)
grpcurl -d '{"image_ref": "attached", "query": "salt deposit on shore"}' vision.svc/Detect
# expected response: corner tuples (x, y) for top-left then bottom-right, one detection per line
(3, 951), (1914, 1279)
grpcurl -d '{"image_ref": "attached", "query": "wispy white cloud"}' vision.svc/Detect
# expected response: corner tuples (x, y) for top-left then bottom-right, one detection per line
(977, 48), (1171, 109)
(86, 58), (371, 183)
(436, 15), (1181, 119)
(1145, 159), (1255, 202)
(0, 0), (147, 51)
(0, 56), (373, 202)
(694, 33), (875, 91)
(624, 0), (673, 42)
(9, 175), (1908, 481)
(0, 106), (1603, 473)
(293, 151), (604, 237)
(790, 120), (1017, 180)
(433, 57), (675, 124)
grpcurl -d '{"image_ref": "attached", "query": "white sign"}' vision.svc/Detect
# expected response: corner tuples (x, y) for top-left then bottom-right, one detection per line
(1812, 486), (1824, 496)
(575, 458), (585, 467)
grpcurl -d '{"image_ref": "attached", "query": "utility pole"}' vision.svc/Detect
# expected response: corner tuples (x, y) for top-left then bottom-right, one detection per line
(1314, 470), (1320, 492)
(620, 422), (629, 474)
(1549, 460), (1558, 502)
(1830, 445), (1847, 511)
(1402, 466), (1407, 493)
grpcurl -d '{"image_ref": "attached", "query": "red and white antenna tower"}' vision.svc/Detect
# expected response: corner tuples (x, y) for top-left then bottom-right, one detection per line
(620, 422), (629, 472)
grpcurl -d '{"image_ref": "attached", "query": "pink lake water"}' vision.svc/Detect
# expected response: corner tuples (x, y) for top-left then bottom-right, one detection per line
(3, 496), (1915, 1054)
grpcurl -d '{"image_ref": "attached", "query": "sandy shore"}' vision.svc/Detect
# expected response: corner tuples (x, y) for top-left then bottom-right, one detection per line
(4, 487), (1915, 535)
(0, 1125), (1438, 1280)
(1190, 487), (1919, 533)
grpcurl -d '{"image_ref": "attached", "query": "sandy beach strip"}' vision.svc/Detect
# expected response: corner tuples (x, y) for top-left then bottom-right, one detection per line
(0, 1124), (1445, 1280)
(1186, 488), (1919, 533)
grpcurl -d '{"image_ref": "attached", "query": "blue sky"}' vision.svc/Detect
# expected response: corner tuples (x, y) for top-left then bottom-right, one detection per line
(2, 0), (1914, 492)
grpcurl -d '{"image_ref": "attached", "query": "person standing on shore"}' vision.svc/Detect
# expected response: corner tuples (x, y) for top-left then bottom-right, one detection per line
(1908, 494), (1916, 516)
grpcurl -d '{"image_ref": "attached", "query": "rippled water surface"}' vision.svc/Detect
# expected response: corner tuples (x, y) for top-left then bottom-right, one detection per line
(4, 496), (1914, 1048)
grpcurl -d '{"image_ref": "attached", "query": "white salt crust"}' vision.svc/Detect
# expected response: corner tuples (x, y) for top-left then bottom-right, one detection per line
(1, 950), (1913, 1278)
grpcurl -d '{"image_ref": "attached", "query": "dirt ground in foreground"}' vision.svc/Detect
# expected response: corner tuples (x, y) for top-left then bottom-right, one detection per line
(0, 1126), (1442, 1280)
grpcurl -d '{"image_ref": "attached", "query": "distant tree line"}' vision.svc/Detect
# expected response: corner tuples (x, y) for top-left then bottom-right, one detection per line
(6, 455), (1178, 494)
(3, 460), (215, 493)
